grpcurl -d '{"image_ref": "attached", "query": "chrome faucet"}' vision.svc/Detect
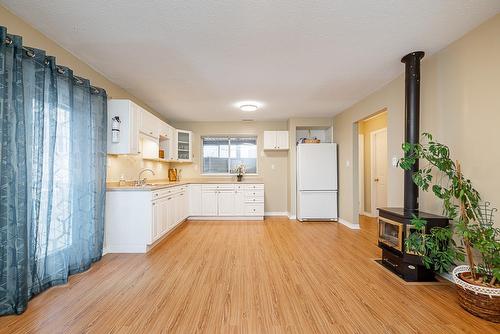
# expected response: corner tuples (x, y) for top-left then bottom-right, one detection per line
(136, 168), (155, 186)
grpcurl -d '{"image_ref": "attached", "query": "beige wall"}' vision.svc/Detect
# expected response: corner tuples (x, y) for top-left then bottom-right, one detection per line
(358, 112), (388, 213)
(287, 118), (334, 217)
(0, 5), (173, 181)
(333, 14), (500, 227)
(107, 155), (170, 182)
(170, 121), (289, 213)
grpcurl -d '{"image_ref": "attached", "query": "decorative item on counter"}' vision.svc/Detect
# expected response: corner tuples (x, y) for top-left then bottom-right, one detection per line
(232, 163), (246, 182)
(168, 168), (178, 182)
(159, 149), (165, 159)
(119, 175), (126, 186)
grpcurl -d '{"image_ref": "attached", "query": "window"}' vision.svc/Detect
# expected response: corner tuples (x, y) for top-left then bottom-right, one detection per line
(202, 136), (257, 174)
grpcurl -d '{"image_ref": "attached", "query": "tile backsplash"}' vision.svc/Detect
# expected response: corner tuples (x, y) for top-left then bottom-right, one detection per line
(107, 155), (170, 182)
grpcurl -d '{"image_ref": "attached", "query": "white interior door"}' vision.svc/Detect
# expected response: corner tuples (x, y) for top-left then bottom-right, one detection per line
(371, 129), (387, 214)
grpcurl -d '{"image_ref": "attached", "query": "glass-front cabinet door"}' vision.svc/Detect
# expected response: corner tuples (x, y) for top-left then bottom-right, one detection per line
(176, 129), (192, 162)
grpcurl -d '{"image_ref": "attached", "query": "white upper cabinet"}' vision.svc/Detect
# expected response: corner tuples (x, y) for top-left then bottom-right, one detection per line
(176, 129), (192, 162)
(263, 131), (289, 150)
(158, 121), (170, 138)
(107, 99), (193, 162)
(276, 131), (289, 150)
(139, 108), (160, 139)
(107, 99), (140, 155)
(159, 123), (177, 161)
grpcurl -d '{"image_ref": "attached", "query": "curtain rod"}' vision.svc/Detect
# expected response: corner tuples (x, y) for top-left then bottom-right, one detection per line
(4, 35), (103, 95)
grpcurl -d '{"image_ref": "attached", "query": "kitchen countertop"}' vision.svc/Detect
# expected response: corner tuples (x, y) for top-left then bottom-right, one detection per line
(106, 178), (265, 191)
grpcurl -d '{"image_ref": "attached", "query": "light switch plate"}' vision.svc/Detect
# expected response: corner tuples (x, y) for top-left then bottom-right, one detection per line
(392, 156), (399, 167)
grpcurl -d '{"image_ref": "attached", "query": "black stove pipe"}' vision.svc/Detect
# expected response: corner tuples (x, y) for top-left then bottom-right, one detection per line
(401, 51), (425, 213)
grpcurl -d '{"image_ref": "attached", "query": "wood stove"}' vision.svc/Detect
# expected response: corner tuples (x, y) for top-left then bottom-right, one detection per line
(377, 51), (449, 282)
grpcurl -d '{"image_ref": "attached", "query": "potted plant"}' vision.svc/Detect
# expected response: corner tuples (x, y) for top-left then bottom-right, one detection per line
(399, 133), (500, 322)
(233, 163), (246, 182)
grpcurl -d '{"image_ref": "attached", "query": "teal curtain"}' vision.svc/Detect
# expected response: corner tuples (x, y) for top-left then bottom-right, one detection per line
(0, 26), (107, 315)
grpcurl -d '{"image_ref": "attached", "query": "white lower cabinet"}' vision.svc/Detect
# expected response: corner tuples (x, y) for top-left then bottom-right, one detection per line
(201, 190), (218, 216)
(234, 189), (245, 216)
(193, 183), (264, 219)
(218, 190), (235, 216)
(151, 187), (187, 244)
(188, 184), (202, 216)
(105, 183), (264, 253)
(106, 185), (188, 254)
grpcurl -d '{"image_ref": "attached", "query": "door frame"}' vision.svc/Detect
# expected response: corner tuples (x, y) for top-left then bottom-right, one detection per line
(370, 127), (387, 216)
(358, 134), (365, 214)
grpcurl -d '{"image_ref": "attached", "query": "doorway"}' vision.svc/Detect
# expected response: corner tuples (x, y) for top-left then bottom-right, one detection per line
(371, 128), (388, 213)
(357, 111), (388, 219)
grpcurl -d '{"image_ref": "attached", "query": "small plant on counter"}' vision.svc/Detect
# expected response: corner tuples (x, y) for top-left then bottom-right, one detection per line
(399, 132), (500, 322)
(232, 163), (246, 182)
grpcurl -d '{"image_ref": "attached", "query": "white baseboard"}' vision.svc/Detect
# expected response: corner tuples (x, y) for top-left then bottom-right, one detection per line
(264, 211), (288, 216)
(105, 244), (148, 253)
(288, 214), (296, 220)
(188, 216), (263, 221)
(338, 218), (361, 230)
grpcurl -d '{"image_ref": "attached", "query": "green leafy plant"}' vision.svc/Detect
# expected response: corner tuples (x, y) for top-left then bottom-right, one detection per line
(405, 215), (464, 273)
(399, 133), (500, 286)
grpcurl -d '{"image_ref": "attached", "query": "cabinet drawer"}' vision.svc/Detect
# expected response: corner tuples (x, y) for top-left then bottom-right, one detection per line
(243, 184), (264, 190)
(244, 190), (264, 197)
(202, 184), (235, 191)
(244, 196), (264, 203)
(152, 186), (186, 199)
(152, 188), (174, 199)
(245, 204), (264, 216)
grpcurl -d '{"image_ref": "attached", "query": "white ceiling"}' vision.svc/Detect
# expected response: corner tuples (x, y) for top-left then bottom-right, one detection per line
(2, 1), (499, 121)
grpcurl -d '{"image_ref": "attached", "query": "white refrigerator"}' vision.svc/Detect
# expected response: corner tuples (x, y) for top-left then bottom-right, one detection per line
(297, 143), (338, 221)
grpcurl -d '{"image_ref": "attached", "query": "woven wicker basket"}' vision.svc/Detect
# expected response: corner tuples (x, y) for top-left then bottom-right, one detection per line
(453, 265), (500, 323)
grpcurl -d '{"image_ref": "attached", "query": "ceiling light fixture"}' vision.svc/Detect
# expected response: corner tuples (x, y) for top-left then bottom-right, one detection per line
(236, 100), (263, 112)
(240, 104), (258, 112)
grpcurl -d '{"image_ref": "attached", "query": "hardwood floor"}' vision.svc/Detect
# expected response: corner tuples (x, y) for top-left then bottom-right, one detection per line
(1, 216), (498, 333)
